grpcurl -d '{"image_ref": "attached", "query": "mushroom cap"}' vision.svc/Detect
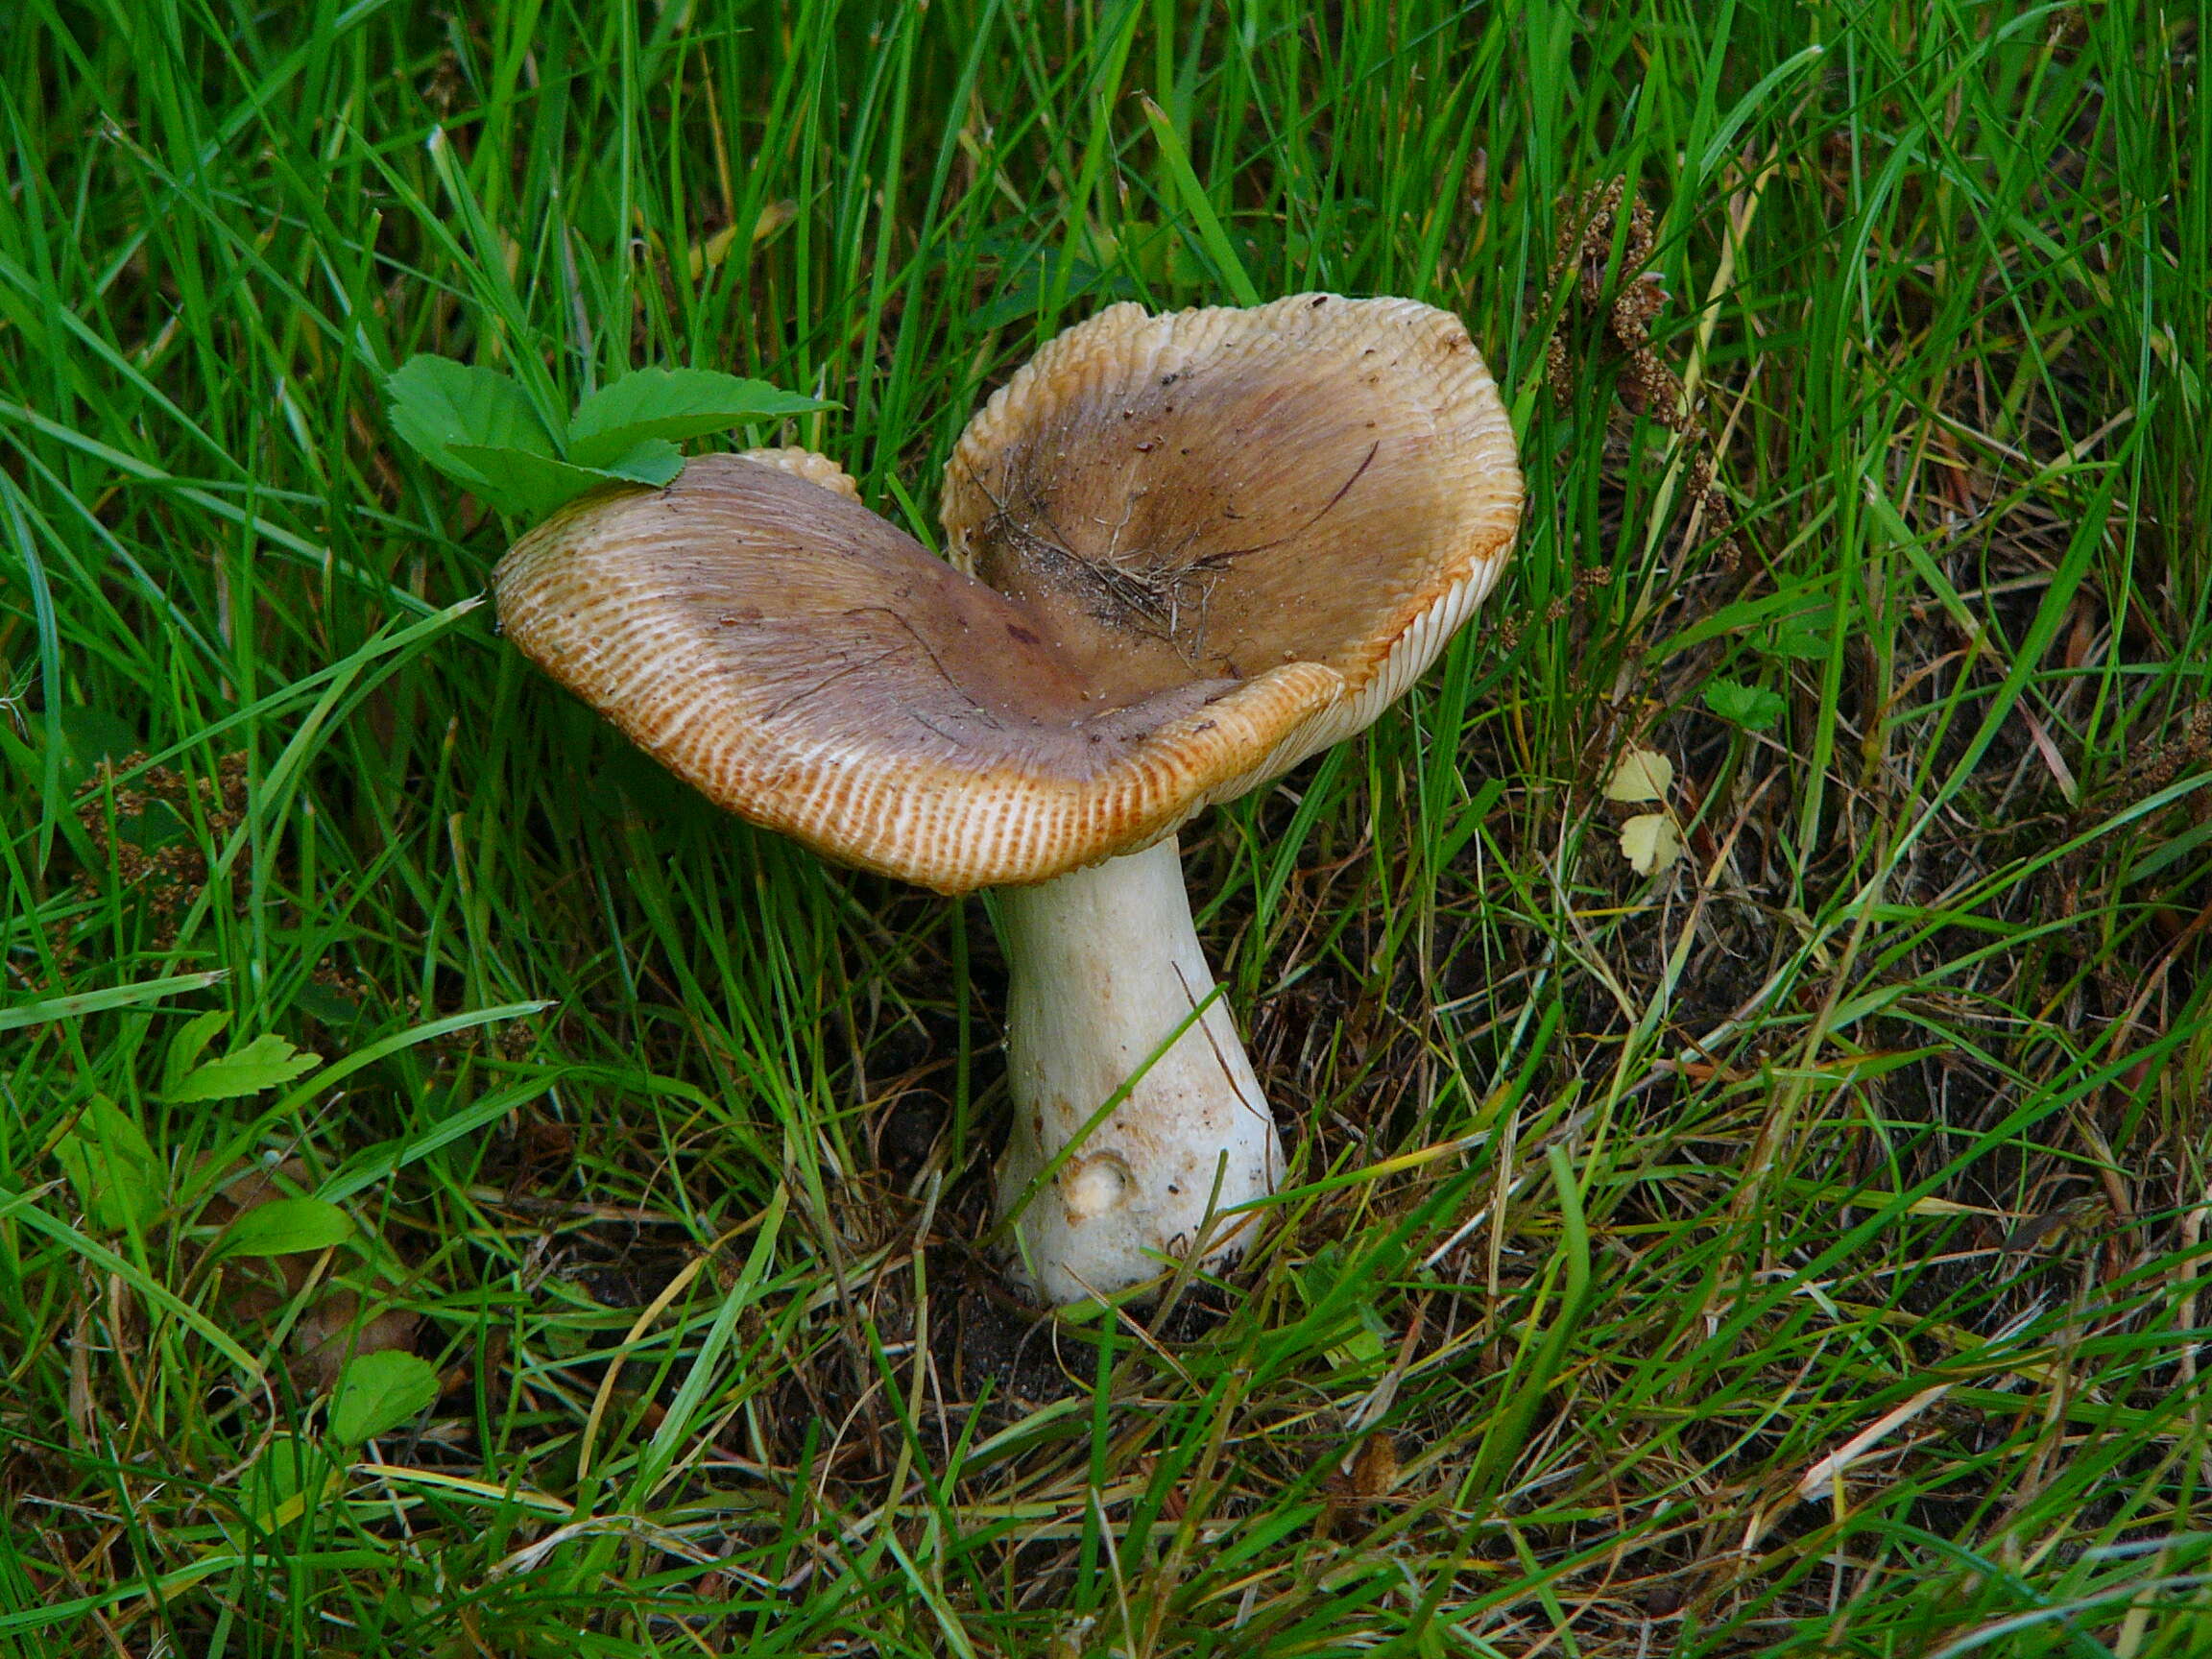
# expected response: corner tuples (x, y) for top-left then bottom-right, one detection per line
(493, 296), (1522, 893)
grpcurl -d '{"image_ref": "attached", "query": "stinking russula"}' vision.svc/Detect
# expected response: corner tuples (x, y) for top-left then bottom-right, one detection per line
(493, 294), (1523, 1304)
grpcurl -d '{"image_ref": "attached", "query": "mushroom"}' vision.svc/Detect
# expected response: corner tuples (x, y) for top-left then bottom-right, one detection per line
(493, 294), (1523, 1304)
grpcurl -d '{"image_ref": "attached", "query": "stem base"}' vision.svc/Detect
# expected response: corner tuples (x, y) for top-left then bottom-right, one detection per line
(994, 837), (1282, 1303)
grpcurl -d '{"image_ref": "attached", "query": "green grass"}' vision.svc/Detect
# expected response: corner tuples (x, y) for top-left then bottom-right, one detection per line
(4, 1), (2209, 1653)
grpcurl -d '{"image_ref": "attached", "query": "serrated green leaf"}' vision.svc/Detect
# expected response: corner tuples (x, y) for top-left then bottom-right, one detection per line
(329, 1351), (440, 1443)
(388, 421), (499, 495)
(1769, 629), (1830, 660)
(387, 356), (556, 455)
(594, 437), (685, 486)
(565, 368), (834, 468)
(162, 1009), (231, 1096)
(52, 1095), (161, 1232)
(170, 1032), (321, 1102)
(1703, 678), (1787, 731)
(1764, 603), (1838, 660)
(216, 1196), (354, 1258)
(385, 355), (557, 505)
(443, 442), (680, 516)
(444, 444), (619, 517)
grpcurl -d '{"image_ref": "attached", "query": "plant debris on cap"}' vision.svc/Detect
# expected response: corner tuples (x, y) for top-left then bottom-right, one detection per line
(493, 295), (1522, 894)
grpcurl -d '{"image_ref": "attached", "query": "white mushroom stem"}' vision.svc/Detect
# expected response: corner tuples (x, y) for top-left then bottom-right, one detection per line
(993, 835), (1284, 1304)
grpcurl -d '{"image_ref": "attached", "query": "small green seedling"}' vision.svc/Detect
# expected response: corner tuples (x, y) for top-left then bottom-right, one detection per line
(212, 1195), (354, 1259)
(386, 357), (835, 519)
(1702, 676), (1786, 731)
(164, 1010), (320, 1102)
(51, 1095), (161, 1234)
(329, 1350), (442, 1444)
(1762, 601), (1838, 661)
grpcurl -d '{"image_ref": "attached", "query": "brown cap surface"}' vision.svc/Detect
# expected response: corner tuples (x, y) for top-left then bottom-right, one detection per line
(493, 296), (1521, 893)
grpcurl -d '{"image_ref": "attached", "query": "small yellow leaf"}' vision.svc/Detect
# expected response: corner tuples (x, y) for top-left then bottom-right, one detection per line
(1620, 812), (1683, 876)
(686, 225), (739, 280)
(1604, 746), (1674, 803)
(752, 200), (799, 243)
